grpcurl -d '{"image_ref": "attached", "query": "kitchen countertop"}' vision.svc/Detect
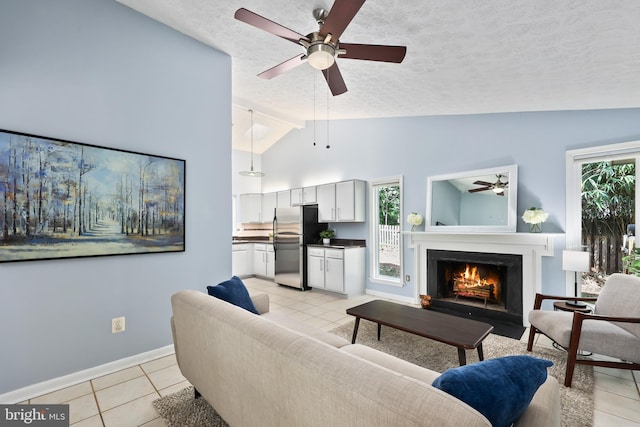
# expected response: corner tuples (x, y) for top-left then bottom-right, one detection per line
(307, 244), (365, 249)
(233, 238), (366, 248)
(233, 239), (272, 244)
(308, 238), (366, 249)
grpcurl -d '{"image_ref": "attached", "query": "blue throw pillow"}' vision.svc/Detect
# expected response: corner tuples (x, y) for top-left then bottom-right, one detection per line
(207, 276), (259, 314)
(432, 355), (552, 427)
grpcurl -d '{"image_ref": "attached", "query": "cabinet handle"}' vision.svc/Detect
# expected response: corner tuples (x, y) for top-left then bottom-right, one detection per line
(320, 260), (323, 271)
(325, 259), (329, 272)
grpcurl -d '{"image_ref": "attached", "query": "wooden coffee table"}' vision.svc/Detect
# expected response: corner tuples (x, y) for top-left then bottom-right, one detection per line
(346, 300), (494, 365)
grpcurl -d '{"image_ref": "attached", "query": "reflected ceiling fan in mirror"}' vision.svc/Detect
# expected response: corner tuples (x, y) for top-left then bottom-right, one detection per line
(234, 0), (407, 96)
(469, 174), (509, 196)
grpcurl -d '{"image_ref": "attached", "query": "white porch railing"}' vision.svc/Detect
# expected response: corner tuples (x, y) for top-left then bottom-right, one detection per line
(379, 224), (400, 265)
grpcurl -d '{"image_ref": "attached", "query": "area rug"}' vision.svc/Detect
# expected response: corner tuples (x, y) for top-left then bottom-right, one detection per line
(332, 320), (594, 427)
(153, 386), (229, 427)
(153, 320), (594, 427)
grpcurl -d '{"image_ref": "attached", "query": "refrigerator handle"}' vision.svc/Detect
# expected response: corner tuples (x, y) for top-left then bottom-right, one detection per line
(272, 216), (277, 255)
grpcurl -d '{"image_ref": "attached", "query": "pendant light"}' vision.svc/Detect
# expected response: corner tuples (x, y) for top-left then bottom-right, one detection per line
(239, 109), (264, 177)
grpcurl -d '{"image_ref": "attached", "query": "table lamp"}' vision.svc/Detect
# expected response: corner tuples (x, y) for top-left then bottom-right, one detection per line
(562, 250), (590, 308)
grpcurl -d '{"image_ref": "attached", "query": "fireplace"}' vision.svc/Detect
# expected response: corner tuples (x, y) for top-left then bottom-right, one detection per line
(427, 249), (523, 325)
(406, 231), (557, 327)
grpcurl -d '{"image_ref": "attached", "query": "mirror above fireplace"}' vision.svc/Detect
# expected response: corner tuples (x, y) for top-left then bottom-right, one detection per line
(426, 164), (518, 233)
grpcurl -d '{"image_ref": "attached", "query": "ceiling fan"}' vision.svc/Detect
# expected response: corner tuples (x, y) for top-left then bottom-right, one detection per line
(234, 0), (407, 96)
(468, 174), (509, 196)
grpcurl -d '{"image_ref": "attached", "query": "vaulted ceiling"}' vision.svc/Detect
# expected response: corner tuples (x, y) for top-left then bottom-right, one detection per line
(117, 0), (640, 153)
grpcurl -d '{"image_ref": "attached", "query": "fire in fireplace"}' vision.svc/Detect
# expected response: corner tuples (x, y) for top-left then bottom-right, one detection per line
(451, 263), (501, 308)
(427, 249), (523, 325)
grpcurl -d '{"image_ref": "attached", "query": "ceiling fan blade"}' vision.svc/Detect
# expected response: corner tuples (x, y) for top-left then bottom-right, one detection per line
(322, 63), (348, 96)
(338, 43), (406, 63)
(497, 191), (505, 196)
(234, 8), (309, 45)
(472, 180), (494, 186)
(258, 54), (307, 80)
(469, 187), (491, 193)
(319, 0), (366, 43)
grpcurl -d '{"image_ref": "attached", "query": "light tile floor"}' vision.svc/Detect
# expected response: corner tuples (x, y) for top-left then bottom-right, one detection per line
(22, 277), (640, 426)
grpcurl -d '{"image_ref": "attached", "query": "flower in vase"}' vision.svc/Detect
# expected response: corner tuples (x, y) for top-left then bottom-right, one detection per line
(522, 208), (549, 232)
(407, 212), (423, 231)
(521, 207), (549, 224)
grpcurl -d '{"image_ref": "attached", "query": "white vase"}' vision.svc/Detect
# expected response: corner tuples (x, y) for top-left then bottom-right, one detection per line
(323, 238), (330, 245)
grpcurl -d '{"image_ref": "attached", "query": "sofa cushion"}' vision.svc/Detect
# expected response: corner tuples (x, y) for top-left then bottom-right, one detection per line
(261, 311), (350, 348)
(207, 276), (259, 314)
(594, 273), (640, 338)
(432, 355), (552, 427)
(529, 309), (640, 364)
(342, 344), (440, 385)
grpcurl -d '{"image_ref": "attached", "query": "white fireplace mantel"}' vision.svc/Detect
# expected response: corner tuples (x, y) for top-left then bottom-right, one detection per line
(404, 232), (564, 326)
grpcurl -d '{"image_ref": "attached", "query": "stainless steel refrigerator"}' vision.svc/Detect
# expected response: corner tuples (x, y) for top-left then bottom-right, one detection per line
(273, 205), (327, 290)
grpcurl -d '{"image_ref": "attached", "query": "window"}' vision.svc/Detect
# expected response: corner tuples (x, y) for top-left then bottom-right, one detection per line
(370, 176), (402, 285)
(566, 141), (640, 297)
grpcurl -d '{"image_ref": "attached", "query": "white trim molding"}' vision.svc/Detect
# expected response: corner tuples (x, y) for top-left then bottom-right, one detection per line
(404, 232), (563, 326)
(0, 345), (175, 404)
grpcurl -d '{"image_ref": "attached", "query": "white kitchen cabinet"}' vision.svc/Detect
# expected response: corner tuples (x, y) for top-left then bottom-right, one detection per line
(307, 246), (365, 296)
(317, 183), (336, 222)
(291, 186), (317, 205)
(317, 180), (366, 222)
(307, 248), (326, 289)
(323, 249), (345, 293)
(262, 192), (277, 223)
(266, 245), (275, 278)
(232, 243), (252, 277)
(253, 243), (275, 279)
(239, 193), (262, 223)
(335, 180), (366, 222)
(276, 190), (291, 208)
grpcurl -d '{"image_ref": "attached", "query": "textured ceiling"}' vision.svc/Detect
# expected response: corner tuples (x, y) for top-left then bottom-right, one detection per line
(117, 0), (640, 153)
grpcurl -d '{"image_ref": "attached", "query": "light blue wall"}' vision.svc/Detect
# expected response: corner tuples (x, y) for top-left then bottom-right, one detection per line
(0, 0), (231, 394)
(262, 110), (640, 299)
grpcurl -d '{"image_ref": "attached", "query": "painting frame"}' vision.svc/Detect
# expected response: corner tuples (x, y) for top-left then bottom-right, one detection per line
(0, 128), (185, 263)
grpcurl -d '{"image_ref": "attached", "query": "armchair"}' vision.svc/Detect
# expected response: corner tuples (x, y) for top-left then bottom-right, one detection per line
(527, 273), (640, 387)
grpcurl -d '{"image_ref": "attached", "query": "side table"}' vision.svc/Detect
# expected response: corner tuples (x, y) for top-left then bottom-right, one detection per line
(553, 301), (592, 313)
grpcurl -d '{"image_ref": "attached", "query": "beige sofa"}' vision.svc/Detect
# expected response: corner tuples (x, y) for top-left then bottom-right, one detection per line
(171, 290), (560, 427)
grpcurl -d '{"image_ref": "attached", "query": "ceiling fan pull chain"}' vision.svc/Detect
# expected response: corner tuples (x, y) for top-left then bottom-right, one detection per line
(326, 70), (330, 149)
(250, 109), (255, 169)
(313, 72), (316, 146)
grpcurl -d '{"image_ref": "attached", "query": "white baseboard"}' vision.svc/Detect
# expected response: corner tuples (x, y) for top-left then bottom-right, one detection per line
(0, 344), (175, 404)
(366, 289), (417, 305)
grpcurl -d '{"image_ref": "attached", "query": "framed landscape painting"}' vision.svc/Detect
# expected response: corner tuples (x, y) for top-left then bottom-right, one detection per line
(0, 129), (185, 263)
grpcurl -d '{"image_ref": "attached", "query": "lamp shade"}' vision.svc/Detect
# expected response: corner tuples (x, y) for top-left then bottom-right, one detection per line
(562, 250), (590, 272)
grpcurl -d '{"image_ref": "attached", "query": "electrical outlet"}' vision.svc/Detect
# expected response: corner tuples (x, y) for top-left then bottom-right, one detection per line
(405, 275), (411, 282)
(112, 317), (125, 334)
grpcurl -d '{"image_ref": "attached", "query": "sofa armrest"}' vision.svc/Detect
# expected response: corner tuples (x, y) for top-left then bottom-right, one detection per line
(514, 375), (560, 427)
(251, 292), (269, 314)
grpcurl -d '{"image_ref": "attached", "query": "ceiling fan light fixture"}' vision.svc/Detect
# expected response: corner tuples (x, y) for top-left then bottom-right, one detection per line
(307, 43), (336, 70)
(492, 187), (504, 194)
(239, 169), (265, 177)
(239, 109), (264, 178)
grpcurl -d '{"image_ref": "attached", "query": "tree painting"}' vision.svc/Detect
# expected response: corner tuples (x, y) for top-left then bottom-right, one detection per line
(0, 129), (185, 262)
